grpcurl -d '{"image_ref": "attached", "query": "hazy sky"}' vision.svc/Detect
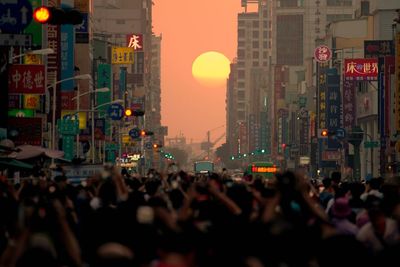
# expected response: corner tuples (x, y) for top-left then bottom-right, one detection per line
(153, 1), (243, 144)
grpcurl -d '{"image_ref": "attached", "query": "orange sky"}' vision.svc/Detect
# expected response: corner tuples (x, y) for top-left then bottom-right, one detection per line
(153, 1), (243, 144)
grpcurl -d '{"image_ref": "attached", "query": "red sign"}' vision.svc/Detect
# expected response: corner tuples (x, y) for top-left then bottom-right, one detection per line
(344, 58), (378, 81)
(8, 65), (46, 94)
(314, 45), (332, 63)
(126, 34), (143, 51)
(61, 91), (76, 110)
(8, 117), (42, 146)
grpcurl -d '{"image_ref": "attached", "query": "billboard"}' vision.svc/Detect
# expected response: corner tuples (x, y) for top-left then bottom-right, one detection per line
(344, 58), (378, 81)
(8, 117), (42, 146)
(112, 47), (134, 64)
(8, 65), (46, 94)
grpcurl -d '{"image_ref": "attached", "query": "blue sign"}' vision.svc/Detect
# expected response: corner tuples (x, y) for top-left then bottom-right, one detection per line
(336, 128), (346, 139)
(129, 128), (140, 139)
(107, 103), (124, 120)
(0, 0), (33, 33)
(75, 13), (88, 33)
(61, 24), (74, 91)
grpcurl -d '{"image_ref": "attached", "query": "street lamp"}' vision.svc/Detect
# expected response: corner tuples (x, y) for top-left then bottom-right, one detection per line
(71, 87), (110, 159)
(49, 74), (92, 166)
(10, 48), (54, 63)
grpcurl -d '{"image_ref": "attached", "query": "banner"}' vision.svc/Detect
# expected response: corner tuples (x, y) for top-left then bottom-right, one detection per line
(8, 65), (46, 94)
(344, 58), (378, 81)
(112, 47), (134, 64)
(343, 81), (356, 130)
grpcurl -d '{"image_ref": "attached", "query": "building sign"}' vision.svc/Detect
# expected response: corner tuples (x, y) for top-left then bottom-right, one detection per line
(344, 58), (378, 81)
(326, 71), (341, 130)
(8, 109), (35, 118)
(7, 117), (42, 146)
(97, 64), (112, 111)
(126, 34), (143, 51)
(8, 65), (46, 94)
(364, 40), (394, 58)
(396, 33), (400, 132)
(60, 91), (76, 110)
(343, 81), (356, 130)
(9, 95), (22, 109)
(112, 47), (134, 64)
(318, 63), (328, 129)
(314, 45), (332, 63)
(24, 54), (42, 64)
(61, 111), (87, 129)
(23, 94), (40, 109)
(81, 119), (106, 141)
(251, 166), (277, 173)
(61, 24), (74, 91)
(322, 151), (341, 161)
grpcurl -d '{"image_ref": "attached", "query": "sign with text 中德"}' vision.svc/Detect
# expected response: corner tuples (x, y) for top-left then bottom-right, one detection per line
(344, 58), (378, 81)
(8, 65), (46, 94)
(126, 34), (143, 51)
(112, 47), (134, 64)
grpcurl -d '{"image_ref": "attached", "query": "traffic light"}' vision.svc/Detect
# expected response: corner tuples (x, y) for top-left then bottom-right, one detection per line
(152, 144), (163, 149)
(33, 6), (83, 25)
(133, 110), (145, 117)
(140, 130), (154, 136)
(281, 143), (287, 149)
(318, 129), (329, 139)
(124, 109), (132, 117)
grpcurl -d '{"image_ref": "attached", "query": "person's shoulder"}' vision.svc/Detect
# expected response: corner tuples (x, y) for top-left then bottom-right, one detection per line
(357, 222), (373, 239)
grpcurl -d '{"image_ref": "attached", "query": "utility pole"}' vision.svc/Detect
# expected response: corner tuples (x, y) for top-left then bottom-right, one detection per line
(207, 130), (210, 159)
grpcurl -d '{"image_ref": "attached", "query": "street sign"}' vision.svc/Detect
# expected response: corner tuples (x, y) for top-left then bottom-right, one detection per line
(129, 128), (140, 139)
(58, 118), (79, 135)
(364, 141), (380, 148)
(107, 103), (124, 120)
(0, 0), (33, 33)
(145, 142), (152, 150)
(336, 128), (346, 139)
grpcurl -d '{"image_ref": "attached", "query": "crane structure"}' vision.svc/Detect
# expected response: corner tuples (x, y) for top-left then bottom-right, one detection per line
(200, 125), (225, 160)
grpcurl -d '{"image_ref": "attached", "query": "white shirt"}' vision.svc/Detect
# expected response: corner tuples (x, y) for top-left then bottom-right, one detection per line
(356, 218), (399, 252)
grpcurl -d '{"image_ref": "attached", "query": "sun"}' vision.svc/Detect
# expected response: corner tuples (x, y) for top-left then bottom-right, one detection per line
(192, 51), (231, 87)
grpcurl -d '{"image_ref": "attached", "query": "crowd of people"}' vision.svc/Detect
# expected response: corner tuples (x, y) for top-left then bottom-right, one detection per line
(0, 166), (400, 267)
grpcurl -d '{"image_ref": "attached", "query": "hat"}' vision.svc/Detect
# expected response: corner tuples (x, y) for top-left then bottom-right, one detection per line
(332, 197), (352, 218)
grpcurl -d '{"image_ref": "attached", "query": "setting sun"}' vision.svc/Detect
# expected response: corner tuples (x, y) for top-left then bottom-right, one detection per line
(192, 51), (231, 87)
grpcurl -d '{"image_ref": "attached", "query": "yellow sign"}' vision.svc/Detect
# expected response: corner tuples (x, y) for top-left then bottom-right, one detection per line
(23, 94), (40, 109)
(112, 47), (134, 64)
(24, 54), (42, 64)
(61, 111), (87, 129)
(396, 33), (400, 135)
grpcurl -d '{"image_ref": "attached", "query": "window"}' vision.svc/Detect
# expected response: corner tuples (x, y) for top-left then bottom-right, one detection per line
(253, 31), (259, 38)
(238, 70), (245, 79)
(327, 0), (352, 6)
(238, 49), (245, 58)
(263, 31), (268, 39)
(263, 41), (268, 48)
(263, 20), (268, 28)
(238, 111), (245, 120)
(253, 21), (259, 28)
(116, 19), (125, 24)
(263, 61), (268, 66)
(238, 29), (245, 38)
(238, 82), (245, 88)
(253, 51), (259, 58)
(253, 41), (259, 48)
(238, 20), (245, 27)
(237, 102), (245, 109)
(263, 51), (268, 58)
(253, 61), (259, 67)
(238, 41), (245, 47)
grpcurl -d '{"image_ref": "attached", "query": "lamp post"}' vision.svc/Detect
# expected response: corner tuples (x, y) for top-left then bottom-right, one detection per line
(71, 87), (109, 160)
(49, 74), (91, 166)
(9, 48), (54, 63)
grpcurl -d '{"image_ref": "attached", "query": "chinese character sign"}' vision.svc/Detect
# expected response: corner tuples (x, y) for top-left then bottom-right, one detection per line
(23, 94), (40, 110)
(112, 47), (134, 64)
(314, 45), (332, 63)
(97, 64), (112, 111)
(326, 72), (341, 130)
(8, 65), (46, 94)
(126, 34), (143, 51)
(61, 24), (74, 91)
(364, 40), (394, 58)
(344, 58), (378, 81)
(318, 64), (328, 129)
(396, 33), (400, 132)
(343, 81), (356, 130)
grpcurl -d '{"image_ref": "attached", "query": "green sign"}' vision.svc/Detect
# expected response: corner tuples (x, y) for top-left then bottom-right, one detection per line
(364, 141), (379, 148)
(24, 0), (42, 46)
(62, 135), (75, 161)
(299, 96), (307, 108)
(8, 109), (35, 118)
(97, 64), (112, 111)
(58, 119), (79, 135)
